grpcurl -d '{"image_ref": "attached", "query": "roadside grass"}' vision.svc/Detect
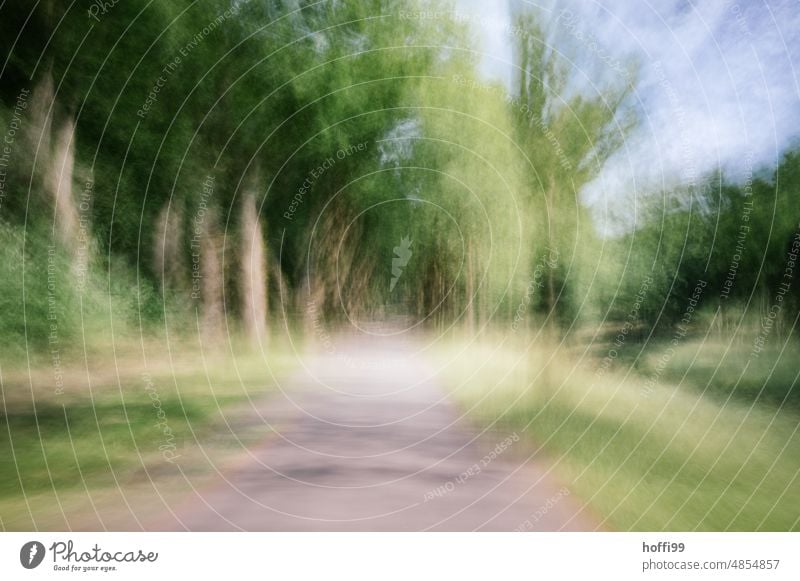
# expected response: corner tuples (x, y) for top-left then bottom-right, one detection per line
(439, 330), (800, 531)
(0, 336), (299, 530)
(633, 337), (800, 409)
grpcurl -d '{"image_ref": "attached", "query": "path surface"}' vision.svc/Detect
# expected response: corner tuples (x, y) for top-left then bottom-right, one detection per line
(151, 331), (598, 531)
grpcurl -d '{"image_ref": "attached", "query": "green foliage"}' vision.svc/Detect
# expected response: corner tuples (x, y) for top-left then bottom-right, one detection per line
(1, 0), (799, 357)
(511, 9), (637, 325)
(0, 225), (78, 355)
(602, 152), (800, 334)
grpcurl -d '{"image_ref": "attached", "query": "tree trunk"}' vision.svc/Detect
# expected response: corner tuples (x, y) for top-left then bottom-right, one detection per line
(466, 240), (475, 333)
(48, 116), (79, 248)
(25, 73), (54, 182)
(240, 193), (267, 345)
(154, 202), (184, 292)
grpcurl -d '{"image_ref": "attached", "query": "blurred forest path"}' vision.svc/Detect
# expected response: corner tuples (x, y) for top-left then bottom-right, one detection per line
(149, 328), (598, 531)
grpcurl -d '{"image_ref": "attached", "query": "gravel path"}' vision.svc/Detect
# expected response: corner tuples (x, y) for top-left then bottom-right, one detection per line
(152, 332), (599, 531)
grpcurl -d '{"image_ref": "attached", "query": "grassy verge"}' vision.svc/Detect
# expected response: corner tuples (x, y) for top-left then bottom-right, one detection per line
(0, 335), (299, 530)
(438, 331), (800, 531)
(633, 337), (800, 409)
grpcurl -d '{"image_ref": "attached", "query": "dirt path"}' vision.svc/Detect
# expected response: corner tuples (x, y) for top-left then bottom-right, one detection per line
(150, 331), (598, 531)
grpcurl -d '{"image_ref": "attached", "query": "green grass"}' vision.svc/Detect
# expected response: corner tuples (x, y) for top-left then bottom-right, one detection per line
(439, 331), (800, 531)
(633, 337), (800, 409)
(0, 397), (238, 500)
(0, 338), (298, 529)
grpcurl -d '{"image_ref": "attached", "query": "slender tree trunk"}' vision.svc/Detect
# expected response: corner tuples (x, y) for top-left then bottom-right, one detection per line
(25, 73), (54, 181)
(466, 240), (475, 334)
(240, 193), (267, 345)
(48, 116), (79, 247)
(200, 221), (224, 340)
(154, 202), (184, 291)
(546, 179), (557, 319)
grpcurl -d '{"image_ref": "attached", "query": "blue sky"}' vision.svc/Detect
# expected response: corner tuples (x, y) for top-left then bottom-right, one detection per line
(454, 0), (800, 230)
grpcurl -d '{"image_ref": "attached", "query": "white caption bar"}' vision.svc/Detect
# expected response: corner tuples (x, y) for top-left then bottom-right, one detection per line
(1, 533), (797, 580)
